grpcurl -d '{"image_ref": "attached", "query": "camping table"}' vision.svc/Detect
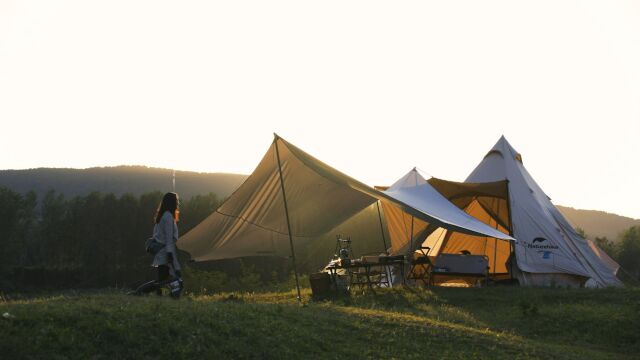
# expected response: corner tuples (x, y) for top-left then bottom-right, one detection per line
(325, 256), (405, 292)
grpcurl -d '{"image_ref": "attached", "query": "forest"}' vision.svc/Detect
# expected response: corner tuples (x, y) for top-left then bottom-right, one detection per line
(0, 188), (225, 291)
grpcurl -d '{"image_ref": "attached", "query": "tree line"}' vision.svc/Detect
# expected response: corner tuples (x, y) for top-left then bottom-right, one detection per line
(0, 187), (222, 291)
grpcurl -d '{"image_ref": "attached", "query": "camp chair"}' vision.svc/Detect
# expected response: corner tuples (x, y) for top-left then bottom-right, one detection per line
(408, 246), (432, 286)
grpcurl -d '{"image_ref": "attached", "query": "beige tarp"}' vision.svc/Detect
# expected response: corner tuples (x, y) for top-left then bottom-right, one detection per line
(381, 202), (430, 255)
(179, 135), (374, 262)
(179, 135), (512, 265)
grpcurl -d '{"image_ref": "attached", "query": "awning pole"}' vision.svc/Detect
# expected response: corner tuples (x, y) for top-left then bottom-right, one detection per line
(409, 216), (415, 255)
(505, 180), (515, 281)
(493, 201), (500, 275)
(376, 201), (388, 252)
(493, 238), (498, 276)
(408, 168), (417, 256)
(407, 169), (417, 265)
(274, 135), (302, 302)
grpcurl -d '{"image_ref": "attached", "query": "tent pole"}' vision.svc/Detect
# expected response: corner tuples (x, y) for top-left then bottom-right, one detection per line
(408, 168), (417, 257)
(274, 136), (302, 302)
(505, 180), (515, 281)
(493, 237), (498, 275)
(409, 216), (415, 256)
(404, 215), (414, 285)
(493, 201), (500, 276)
(376, 201), (388, 253)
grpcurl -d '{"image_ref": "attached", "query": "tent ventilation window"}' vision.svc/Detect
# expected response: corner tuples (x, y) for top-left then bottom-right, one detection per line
(515, 153), (523, 163)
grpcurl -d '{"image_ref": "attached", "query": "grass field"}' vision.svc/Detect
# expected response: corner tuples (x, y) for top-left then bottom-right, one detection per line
(1, 286), (639, 359)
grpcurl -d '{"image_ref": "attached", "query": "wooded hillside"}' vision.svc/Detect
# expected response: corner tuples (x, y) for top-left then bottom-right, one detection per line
(557, 206), (640, 242)
(0, 166), (247, 202)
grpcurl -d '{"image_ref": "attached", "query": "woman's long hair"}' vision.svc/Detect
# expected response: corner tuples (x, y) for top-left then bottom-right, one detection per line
(155, 192), (179, 224)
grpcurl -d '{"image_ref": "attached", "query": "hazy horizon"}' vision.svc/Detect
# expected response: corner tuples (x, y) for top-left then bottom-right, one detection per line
(2, 163), (639, 222)
(1, 1), (639, 219)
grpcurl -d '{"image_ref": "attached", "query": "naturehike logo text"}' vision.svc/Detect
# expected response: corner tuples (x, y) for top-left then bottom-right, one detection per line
(526, 237), (559, 250)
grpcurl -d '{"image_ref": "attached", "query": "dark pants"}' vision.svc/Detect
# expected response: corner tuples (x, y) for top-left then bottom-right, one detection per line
(155, 264), (182, 294)
(160, 264), (182, 279)
(134, 265), (179, 295)
(158, 265), (171, 283)
(155, 265), (169, 295)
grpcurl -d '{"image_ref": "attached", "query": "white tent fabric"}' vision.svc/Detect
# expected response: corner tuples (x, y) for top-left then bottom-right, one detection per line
(385, 172), (511, 242)
(466, 136), (622, 287)
(381, 169), (514, 255)
(587, 239), (620, 275)
(179, 135), (512, 264)
(387, 169), (428, 190)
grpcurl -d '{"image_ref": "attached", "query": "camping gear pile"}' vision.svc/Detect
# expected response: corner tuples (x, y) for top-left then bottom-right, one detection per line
(178, 134), (622, 296)
(321, 245), (406, 295)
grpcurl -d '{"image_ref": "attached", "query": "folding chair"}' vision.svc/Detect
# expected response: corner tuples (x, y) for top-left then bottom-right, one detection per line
(408, 246), (433, 286)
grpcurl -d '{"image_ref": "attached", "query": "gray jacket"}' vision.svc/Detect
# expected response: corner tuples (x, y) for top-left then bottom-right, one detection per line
(151, 211), (181, 271)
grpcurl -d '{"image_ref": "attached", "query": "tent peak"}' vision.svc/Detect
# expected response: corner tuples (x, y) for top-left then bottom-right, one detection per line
(496, 135), (512, 148)
(486, 136), (523, 164)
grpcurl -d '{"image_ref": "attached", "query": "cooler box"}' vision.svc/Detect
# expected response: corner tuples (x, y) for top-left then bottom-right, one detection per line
(309, 272), (332, 297)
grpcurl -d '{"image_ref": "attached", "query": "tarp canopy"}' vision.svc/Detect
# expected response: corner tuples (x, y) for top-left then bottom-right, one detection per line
(462, 136), (622, 288)
(378, 169), (514, 257)
(179, 135), (512, 264)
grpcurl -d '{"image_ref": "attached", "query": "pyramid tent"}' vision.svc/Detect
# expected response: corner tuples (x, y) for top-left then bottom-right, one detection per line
(450, 136), (623, 287)
(376, 169), (431, 256)
(378, 169), (516, 282)
(179, 135), (512, 270)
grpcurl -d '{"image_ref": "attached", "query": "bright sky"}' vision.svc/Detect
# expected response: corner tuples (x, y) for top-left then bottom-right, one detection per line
(1, 1), (639, 219)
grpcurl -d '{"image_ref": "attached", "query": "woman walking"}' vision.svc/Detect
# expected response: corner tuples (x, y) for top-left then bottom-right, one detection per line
(134, 192), (184, 298)
(153, 192), (183, 295)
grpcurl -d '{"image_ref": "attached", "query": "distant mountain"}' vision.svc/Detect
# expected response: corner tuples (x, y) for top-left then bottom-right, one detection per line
(557, 205), (640, 242)
(0, 166), (247, 201)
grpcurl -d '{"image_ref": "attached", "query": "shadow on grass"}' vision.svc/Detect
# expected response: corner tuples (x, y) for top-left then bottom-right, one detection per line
(1, 287), (638, 359)
(0, 291), (596, 360)
(325, 286), (640, 357)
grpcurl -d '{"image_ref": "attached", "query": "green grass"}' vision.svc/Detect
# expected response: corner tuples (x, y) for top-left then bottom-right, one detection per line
(1, 287), (639, 359)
